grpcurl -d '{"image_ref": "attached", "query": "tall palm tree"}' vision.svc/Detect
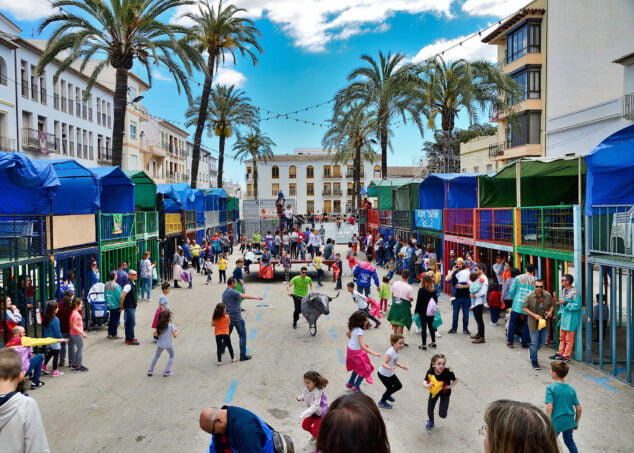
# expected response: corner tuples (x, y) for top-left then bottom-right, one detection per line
(415, 56), (520, 172)
(185, 84), (258, 187)
(233, 129), (275, 200)
(184, 0), (263, 188)
(322, 108), (378, 211)
(334, 51), (422, 178)
(37, 0), (200, 168)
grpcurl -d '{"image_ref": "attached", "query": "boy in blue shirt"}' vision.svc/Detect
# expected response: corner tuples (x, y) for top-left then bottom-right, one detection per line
(545, 361), (582, 453)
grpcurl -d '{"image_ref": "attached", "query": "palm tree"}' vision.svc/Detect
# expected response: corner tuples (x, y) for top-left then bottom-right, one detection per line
(322, 108), (378, 211)
(233, 129), (275, 200)
(185, 85), (258, 187)
(415, 56), (520, 172)
(183, 0), (263, 188)
(334, 51), (422, 178)
(37, 0), (200, 168)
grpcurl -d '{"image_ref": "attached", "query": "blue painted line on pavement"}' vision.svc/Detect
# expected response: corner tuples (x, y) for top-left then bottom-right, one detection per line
(325, 315), (331, 320)
(250, 329), (257, 340)
(582, 374), (617, 392)
(336, 348), (345, 363)
(255, 313), (262, 322)
(246, 347), (251, 355)
(264, 286), (270, 291)
(224, 381), (238, 403)
(615, 367), (626, 376)
(329, 328), (337, 339)
(262, 293), (268, 298)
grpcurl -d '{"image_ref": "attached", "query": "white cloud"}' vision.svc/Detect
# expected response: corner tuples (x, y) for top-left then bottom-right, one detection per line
(410, 25), (498, 64)
(0, 0), (53, 21)
(214, 68), (247, 88)
(461, 0), (530, 18)
(151, 71), (172, 82)
(171, 0), (452, 53)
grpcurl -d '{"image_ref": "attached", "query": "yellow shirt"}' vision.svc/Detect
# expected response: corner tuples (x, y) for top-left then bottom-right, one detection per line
(218, 258), (227, 271)
(314, 256), (323, 270)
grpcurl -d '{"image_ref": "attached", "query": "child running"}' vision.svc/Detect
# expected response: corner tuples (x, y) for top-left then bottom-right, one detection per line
(423, 354), (459, 430)
(211, 303), (235, 365)
(545, 361), (582, 453)
(152, 282), (171, 341)
(148, 310), (179, 377)
(204, 256), (214, 285)
(68, 298), (88, 372)
(281, 250), (292, 283)
(313, 251), (324, 286)
(218, 254), (227, 283)
(377, 334), (408, 409)
(379, 276), (391, 312)
(42, 301), (64, 377)
(297, 370), (329, 442)
(347, 282), (381, 328)
(345, 311), (381, 393)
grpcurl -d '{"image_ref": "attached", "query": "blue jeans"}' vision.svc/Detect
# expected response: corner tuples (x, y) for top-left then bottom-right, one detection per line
(362, 307), (380, 326)
(357, 285), (370, 297)
(451, 297), (470, 332)
(529, 327), (548, 363)
(560, 429), (578, 453)
(108, 309), (121, 337)
(124, 307), (136, 341)
(507, 311), (530, 346)
(347, 371), (364, 388)
(229, 318), (248, 357)
(27, 354), (44, 384)
(141, 277), (152, 300)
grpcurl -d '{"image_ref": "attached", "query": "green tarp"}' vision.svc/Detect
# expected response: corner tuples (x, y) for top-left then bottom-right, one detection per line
(124, 170), (157, 210)
(227, 197), (239, 211)
(376, 179), (413, 210)
(393, 181), (421, 211)
(479, 157), (586, 207)
(367, 180), (380, 198)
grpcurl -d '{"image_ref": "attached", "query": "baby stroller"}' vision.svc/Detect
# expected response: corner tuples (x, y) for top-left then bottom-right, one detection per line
(87, 282), (108, 330)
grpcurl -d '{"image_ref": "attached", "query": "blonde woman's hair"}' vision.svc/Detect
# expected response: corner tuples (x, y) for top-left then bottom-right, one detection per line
(421, 274), (435, 292)
(428, 257), (438, 272)
(484, 400), (560, 453)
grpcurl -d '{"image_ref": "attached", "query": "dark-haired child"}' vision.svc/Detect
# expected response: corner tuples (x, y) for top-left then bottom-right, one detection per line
(488, 282), (502, 326)
(423, 354), (459, 430)
(545, 361), (582, 453)
(147, 310), (178, 377)
(297, 370), (329, 441)
(377, 334), (408, 409)
(211, 303), (235, 365)
(345, 311), (381, 393)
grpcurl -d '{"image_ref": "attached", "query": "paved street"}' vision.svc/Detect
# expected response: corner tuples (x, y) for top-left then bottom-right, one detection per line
(35, 246), (633, 452)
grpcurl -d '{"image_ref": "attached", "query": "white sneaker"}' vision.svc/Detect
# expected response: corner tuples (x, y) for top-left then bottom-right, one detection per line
(488, 322), (497, 327)
(436, 333), (442, 338)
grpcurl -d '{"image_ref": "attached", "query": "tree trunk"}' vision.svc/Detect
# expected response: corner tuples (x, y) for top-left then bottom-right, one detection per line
(190, 55), (216, 188)
(354, 141), (361, 212)
(217, 134), (226, 188)
(380, 125), (388, 179)
(253, 159), (259, 200)
(111, 68), (129, 168)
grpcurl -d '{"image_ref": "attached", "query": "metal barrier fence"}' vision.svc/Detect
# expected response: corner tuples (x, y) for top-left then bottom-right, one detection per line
(165, 213), (182, 236)
(444, 209), (475, 238)
(394, 211), (413, 230)
(185, 210), (196, 231)
(519, 206), (574, 251)
(475, 208), (513, 244)
(587, 205), (634, 258)
(135, 211), (158, 237)
(0, 215), (48, 263)
(100, 213), (135, 242)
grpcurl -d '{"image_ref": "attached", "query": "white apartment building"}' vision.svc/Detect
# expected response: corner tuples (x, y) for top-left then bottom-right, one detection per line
(245, 148), (379, 215)
(545, 0), (634, 157)
(0, 14), (19, 154)
(186, 140), (218, 187)
(142, 116), (189, 183)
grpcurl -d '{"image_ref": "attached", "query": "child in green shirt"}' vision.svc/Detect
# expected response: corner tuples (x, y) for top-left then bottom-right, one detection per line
(379, 276), (391, 312)
(545, 361), (582, 453)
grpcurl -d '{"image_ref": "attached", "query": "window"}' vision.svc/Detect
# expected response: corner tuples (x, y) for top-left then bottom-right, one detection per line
(373, 165), (381, 178)
(506, 110), (541, 148)
(333, 200), (341, 213)
(323, 183), (332, 196)
(307, 200), (314, 214)
(509, 65), (541, 104)
(506, 20), (541, 63)
(0, 57), (7, 85)
(130, 121), (137, 139)
(323, 165), (331, 178)
(332, 165), (341, 178)
(272, 183), (280, 197)
(272, 166), (279, 179)
(289, 183), (296, 196)
(323, 200), (332, 213)
(486, 164), (493, 172)
(289, 165), (296, 178)
(247, 184), (253, 197)
(473, 166), (479, 173)
(306, 165), (314, 178)
(347, 182), (353, 195)
(333, 183), (341, 195)
(307, 183), (314, 196)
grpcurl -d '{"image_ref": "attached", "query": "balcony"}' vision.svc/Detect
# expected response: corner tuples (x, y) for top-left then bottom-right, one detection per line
(346, 171), (365, 178)
(0, 215), (49, 263)
(323, 173), (342, 179)
(444, 209), (475, 238)
(98, 147), (112, 163)
(135, 211), (158, 238)
(475, 208), (514, 245)
(623, 93), (634, 119)
(99, 213), (135, 243)
(0, 137), (17, 153)
(489, 142), (505, 157)
(518, 206), (574, 252)
(164, 213), (182, 236)
(22, 128), (57, 153)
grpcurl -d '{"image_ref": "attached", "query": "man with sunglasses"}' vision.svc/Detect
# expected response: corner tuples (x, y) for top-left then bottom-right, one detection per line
(287, 267), (313, 329)
(522, 279), (554, 370)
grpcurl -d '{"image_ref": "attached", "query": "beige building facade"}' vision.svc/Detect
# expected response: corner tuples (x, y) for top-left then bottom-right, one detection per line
(459, 134), (499, 173)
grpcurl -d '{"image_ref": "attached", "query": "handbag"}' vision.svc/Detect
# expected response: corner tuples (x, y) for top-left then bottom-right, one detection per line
(426, 299), (439, 317)
(432, 311), (443, 330)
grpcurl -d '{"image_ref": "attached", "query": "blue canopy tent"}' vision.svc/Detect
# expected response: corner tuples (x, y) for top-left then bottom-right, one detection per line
(585, 124), (634, 215)
(447, 174), (480, 209)
(418, 174), (459, 209)
(157, 183), (194, 213)
(50, 159), (100, 214)
(90, 167), (135, 214)
(201, 189), (220, 212)
(0, 152), (60, 214)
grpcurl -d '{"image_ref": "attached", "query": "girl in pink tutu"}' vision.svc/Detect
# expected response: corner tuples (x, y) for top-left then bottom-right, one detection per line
(345, 311), (381, 393)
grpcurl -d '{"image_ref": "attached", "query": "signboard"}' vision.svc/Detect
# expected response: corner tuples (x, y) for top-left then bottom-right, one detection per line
(414, 209), (443, 231)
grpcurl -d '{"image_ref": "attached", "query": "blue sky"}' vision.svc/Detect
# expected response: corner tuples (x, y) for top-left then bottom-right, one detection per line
(1, 0), (528, 184)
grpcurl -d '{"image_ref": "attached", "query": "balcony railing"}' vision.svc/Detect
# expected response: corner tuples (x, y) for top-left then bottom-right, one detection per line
(623, 93), (634, 119)
(165, 213), (182, 236)
(0, 215), (49, 262)
(475, 208), (514, 244)
(21, 128), (57, 153)
(99, 213), (135, 242)
(588, 205), (634, 259)
(489, 142), (505, 157)
(135, 211), (158, 237)
(98, 147), (112, 162)
(518, 206), (574, 251)
(0, 136), (17, 153)
(444, 209), (475, 238)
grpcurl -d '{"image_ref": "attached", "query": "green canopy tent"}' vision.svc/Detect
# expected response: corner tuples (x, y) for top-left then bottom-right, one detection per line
(376, 179), (413, 210)
(124, 170), (157, 210)
(479, 157), (586, 208)
(393, 180), (421, 211)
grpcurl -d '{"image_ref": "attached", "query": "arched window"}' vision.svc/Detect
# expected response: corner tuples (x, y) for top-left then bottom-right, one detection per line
(373, 165), (381, 178)
(289, 165), (296, 179)
(306, 165), (314, 178)
(0, 57), (6, 85)
(272, 165), (279, 179)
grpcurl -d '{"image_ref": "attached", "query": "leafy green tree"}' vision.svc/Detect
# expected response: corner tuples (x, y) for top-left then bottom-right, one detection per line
(184, 0), (262, 188)
(185, 85), (258, 187)
(233, 129), (275, 199)
(322, 108), (378, 211)
(37, 0), (200, 168)
(334, 51), (422, 179)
